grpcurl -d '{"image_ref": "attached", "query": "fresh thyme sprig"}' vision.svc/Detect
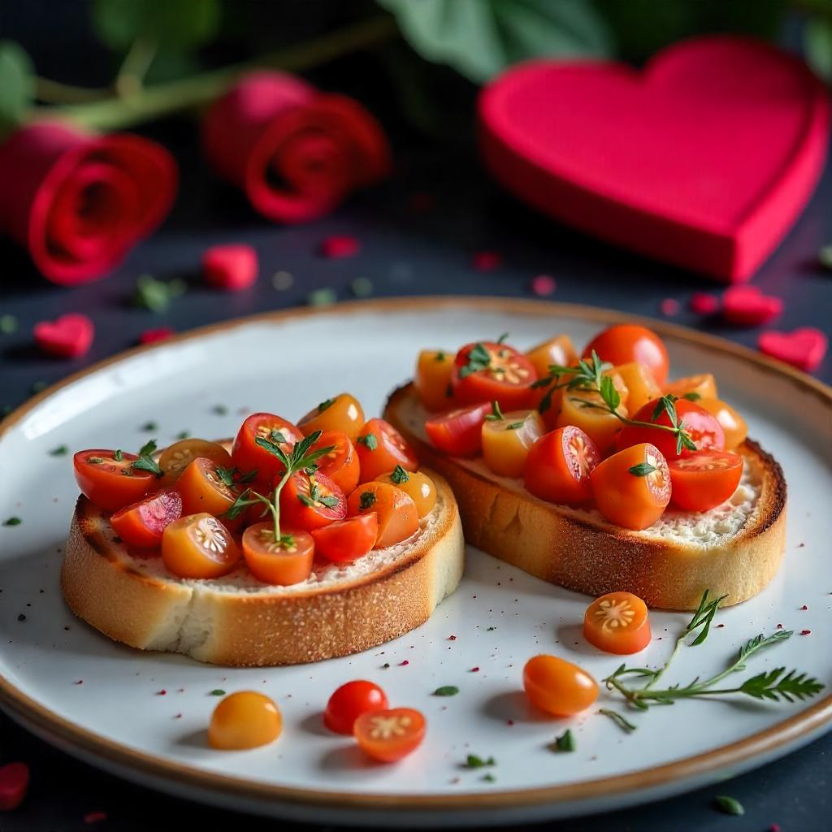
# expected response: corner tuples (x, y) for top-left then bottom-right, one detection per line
(131, 439), (163, 477)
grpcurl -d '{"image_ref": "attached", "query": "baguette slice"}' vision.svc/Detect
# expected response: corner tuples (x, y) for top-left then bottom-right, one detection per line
(62, 457), (464, 667)
(385, 384), (786, 610)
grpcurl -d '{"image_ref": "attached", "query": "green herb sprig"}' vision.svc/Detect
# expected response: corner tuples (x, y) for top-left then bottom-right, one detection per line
(131, 440), (163, 477)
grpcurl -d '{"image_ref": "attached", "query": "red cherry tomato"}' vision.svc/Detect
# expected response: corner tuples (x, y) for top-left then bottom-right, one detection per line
(583, 325), (670, 385)
(355, 418), (418, 483)
(74, 449), (157, 512)
(584, 592), (652, 655)
(324, 680), (389, 735)
(452, 341), (536, 410)
(310, 430), (360, 496)
(311, 513), (379, 563)
(346, 483), (419, 548)
(354, 708), (426, 763)
(616, 397), (725, 461)
(425, 402), (491, 457)
(524, 426), (600, 505)
(279, 471), (346, 531)
(231, 412), (304, 484)
(110, 489), (182, 548)
(668, 450), (744, 511)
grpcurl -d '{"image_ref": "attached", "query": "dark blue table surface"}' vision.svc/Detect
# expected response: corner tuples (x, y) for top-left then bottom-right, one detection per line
(1, 9), (831, 830)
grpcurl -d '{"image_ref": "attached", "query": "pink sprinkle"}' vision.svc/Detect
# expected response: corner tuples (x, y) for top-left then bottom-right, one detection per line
(716, 624), (725, 628)
(173, 713), (182, 719)
(690, 292), (720, 315)
(507, 719), (515, 726)
(156, 689), (167, 696)
(660, 298), (680, 316)
(448, 635), (457, 641)
(800, 605), (808, 610)
(470, 667), (480, 673)
(530, 275), (556, 296)
(472, 251), (502, 271)
(399, 660), (409, 666)
(74, 680), (84, 685)
(776, 623), (784, 629)
(769, 824), (781, 832)
(797, 542), (805, 548)
(84, 812), (107, 825)
(800, 630), (812, 636)
(320, 235), (360, 259)
(139, 327), (175, 345)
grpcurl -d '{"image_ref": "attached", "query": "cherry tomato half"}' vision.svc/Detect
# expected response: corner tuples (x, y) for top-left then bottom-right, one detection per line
(584, 592), (652, 655)
(523, 655), (599, 717)
(298, 394), (365, 442)
(311, 514), (379, 564)
(698, 398), (748, 450)
(374, 469), (437, 517)
(451, 341), (537, 410)
(324, 680), (389, 735)
(242, 523), (315, 585)
(110, 488), (182, 548)
(425, 402), (491, 457)
(664, 373), (718, 401)
(347, 483), (419, 549)
(482, 409), (545, 479)
(556, 373), (628, 454)
(280, 471), (346, 531)
(590, 443), (671, 530)
(525, 335), (578, 379)
(414, 350), (455, 411)
(524, 426), (600, 505)
(354, 707), (426, 763)
(355, 418), (418, 483)
(74, 449), (157, 512)
(231, 413), (303, 484)
(668, 450), (743, 512)
(177, 457), (240, 517)
(162, 513), (241, 579)
(310, 430), (360, 496)
(209, 692), (282, 750)
(158, 439), (232, 487)
(583, 325), (670, 386)
(613, 362), (662, 414)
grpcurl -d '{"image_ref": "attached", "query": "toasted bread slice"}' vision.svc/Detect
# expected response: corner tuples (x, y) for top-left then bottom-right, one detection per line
(384, 384), (786, 610)
(62, 457), (464, 667)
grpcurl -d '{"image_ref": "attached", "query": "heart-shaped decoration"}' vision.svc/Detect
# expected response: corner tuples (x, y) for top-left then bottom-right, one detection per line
(202, 244), (258, 291)
(722, 285), (783, 326)
(479, 37), (830, 282)
(33, 314), (94, 359)
(758, 328), (828, 372)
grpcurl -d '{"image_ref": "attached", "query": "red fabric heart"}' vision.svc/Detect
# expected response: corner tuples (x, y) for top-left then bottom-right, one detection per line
(0, 762), (29, 810)
(690, 293), (720, 315)
(202, 244), (258, 291)
(479, 37), (830, 282)
(722, 285), (783, 326)
(139, 327), (175, 345)
(758, 328), (828, 372)
(33, 314), (94, 358)
(320, 235), (360, 259)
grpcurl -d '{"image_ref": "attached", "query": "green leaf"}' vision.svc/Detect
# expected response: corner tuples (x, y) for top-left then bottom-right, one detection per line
(390, 465), (410, 484)
(550, 728), (576, 752)
(598, 708), (637, 733)
(628, 462), (657, 477)
(92, 0), (222, 52)
(463, 753), (496, 768)
(599, 374), (620, 410)
(3, 517), (22, 527)
(820, 244), (832, 270)
(357, 433), (379, 451)
(0, 41), (34, 137)
(379, 0), (612, 83)
(209, 689), (226, 696)
(49, 445), (69, 457)
(805, 18), (832, 83)
(433, 685), (459, 696)
(714, 795), (744, 816)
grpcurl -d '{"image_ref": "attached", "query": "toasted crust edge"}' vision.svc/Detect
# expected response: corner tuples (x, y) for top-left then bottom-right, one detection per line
(384, 384), (787, 611)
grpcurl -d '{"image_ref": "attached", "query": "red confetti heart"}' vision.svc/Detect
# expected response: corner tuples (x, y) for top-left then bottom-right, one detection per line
(758, 328), (827, 372)
(0, 762), (29, 811)
(722, 285), (783, 326)
(202, 244), (258, 291)
(472, 251), (502, 271)
(33, 314), (94, 358)
(139, 327), (175, 345)
(690, 292), (720, 315)
(660, 298), (680, 316)
(530, 274), (556, 296)
(320, 235), (360, 259)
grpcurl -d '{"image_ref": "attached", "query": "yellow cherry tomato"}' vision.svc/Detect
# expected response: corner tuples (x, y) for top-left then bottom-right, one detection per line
(556, 380), (628, 455)
(158, 439), (233, 487)
(523, 655), (599, 717)
(584, 592), (651, 655)
(209, 691), (282, 750)
(298, 394), (365, 441)
(414, 350), (454, 411)
(525, 335), (578, 379)
(161, 513), (240, 579)
(374, 468), (437, 518)
(698, 398), (748, 450)
(482, 409), (545, 478)
(664, 373), (718, 401)
(613, 362), (662, 414)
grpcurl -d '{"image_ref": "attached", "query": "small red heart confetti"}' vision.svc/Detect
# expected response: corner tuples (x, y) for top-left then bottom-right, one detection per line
(320, 235), (360, 259)
(530, 274), (556, 296)
(472, 251), (502, 271)
(690, 292), (720, 315)
(722, 285), (783, 327)
(660, 298), (680, 316)
(33, 314), (94, 358)
(202, 244), (258, 291)
(758, 328), (827, 372)
(139, 327), (175, 345)
(0, 762), (30, 811)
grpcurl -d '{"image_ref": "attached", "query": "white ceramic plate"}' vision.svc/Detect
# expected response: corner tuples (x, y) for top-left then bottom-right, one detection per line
(1, 298), (830, 827)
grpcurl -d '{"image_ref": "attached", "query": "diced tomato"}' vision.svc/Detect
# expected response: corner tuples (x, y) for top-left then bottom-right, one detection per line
(584, 592), (651, 655)
(310, 430), (360, 496)
(354, 707), (426, 763)
(162, 513), (240, 579)
(482, 409), (545, 478)
(425, 403), (491, 457)
(177, 457), (240, 517)
(231, 413), (303, 484)
(451, 341), (536, 410)
(524, 426), (600, 505)
(242, 523), (315, 585)
(110, 489), (182, 548)
(668, 450), (743, 511)
(414, 350), (455, 411)
(347, 482), (419, 548)
(311, 513), (379, 563)
(583, 325), (670, 385)
(279, 471), (346, 531)
(523, 655), (599, 717)
(374, 469), (436, 517)
(324, 681), (389, 735)
(355, 418), (418, 483)
(298, 394), (365, 442)
(74, 449), (157, 512)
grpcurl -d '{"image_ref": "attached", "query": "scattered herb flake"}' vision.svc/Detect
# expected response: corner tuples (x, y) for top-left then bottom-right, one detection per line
(390, 465), (410, 484)
(141, 421), (158, 431)
(481, 773), (496, 783)
(4, 517), (22, 527)
(31, 381), (47, 394)
(306, 287), (337, 307)
(357, 433), (378, 451)
(714, 795), (744, 816)
(210, 689), (226, 696)
(819, 244), (832, 270)
(134, 274), (186, 312)
(350, 277), (374, 298)
(0, 314), (18, 335)
(175, 430), (191, 440)
(463, 754), (495, 769)
(550, 729), (576, 752)
(433, 686), (459, 697)
(49, 445), (69, 457)
(629, 462), (657, 477)
(598, 708), (637, 733)
(212, 404), (228, 416)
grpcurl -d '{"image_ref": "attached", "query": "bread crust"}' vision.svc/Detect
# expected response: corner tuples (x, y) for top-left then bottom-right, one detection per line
(384, 384), (787, 610)
(62, 469), (464, 666)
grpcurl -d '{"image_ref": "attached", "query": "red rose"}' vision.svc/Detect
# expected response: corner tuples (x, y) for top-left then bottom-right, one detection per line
(201, 72), (391, 224)
(0, 122), (177, 285)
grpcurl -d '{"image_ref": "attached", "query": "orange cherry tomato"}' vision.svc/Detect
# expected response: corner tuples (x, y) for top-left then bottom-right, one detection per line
(279, 471), (346, 531)
(298, 393), (365, 442)
(668, 450), (743, 511)
(310, 430), (360, 495)
(374, 468), (436, 517)
(584, 592), (652, 655)
(347, 483), (419, 549)
(616, 397), (724, 461)
(73, 449), (157, 512)
(177, 457), (240, 517)
(162, 513), (241, 579)
(590, 443), (671, 530)
(415, 350), (455, 411)
(451, 341), (537, 411)
(583, 325), (670, 386)
(425, 402), (491, 457)
(158, 439), (232, 487)
(556, 383), (628, 455)
(324, 680), (389, 735)
(311, 513), (379, 563)
(523, 655), (599, 717)
(524, 426), (600, 505)
(355, 418), (418, 483)
(209, 692), (282, 750)
(354, 707), (426, 763)
(613, 362), (662, 414)
(242, 522), (315, 585)
(697, 398), (748, 450)
(525, 335), (578, 379)
(664, 373), (718, 401)
(231, 412), (303, 484)
(110, 488), (182, 548)
(482, 409), (545, 478)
